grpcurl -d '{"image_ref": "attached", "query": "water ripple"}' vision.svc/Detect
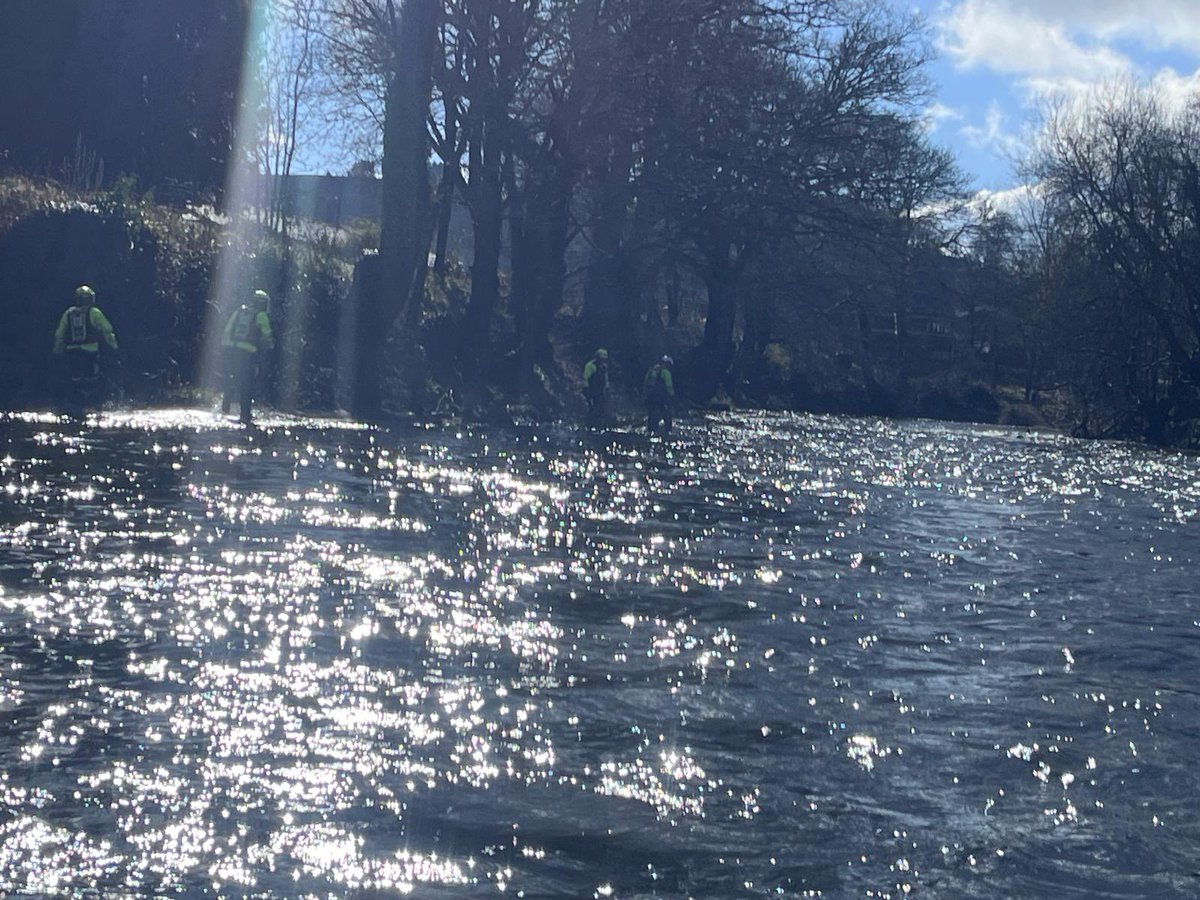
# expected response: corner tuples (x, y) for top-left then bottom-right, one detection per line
(0, 408), (1196, 896)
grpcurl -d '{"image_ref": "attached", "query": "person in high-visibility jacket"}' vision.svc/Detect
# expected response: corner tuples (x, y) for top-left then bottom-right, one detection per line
(582, 348), (609, 427)
(52, 284), (119, 393)
(220, 289), (275, 424)
(643, 354), (675, 435)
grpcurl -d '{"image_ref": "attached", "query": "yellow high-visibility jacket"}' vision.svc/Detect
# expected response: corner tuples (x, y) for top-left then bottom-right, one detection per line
(53, 305), (118, 355)
(221, 305), (275, 354)
(643, 364), (674, 399)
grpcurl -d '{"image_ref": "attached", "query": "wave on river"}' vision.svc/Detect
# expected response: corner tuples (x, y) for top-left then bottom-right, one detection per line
(0, 407), (1197, 897)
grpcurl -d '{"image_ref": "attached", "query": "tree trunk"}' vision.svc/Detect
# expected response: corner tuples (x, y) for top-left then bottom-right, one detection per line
(463, 129), (504, 383)
(360, 0), (437, 417)
(343, 253), (384, 416)
(512, 159), (572, 383)
(582, 198), (637, 353)
(686, 262), (740, 402)
(432, 162), (458, 276)
(742, 291), (771, 360)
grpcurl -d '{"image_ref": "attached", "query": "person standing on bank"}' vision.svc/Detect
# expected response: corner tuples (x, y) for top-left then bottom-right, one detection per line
(52, 284), (120, 403)
(221, 289), (275, 424)
(643, 354), (675, 435)
(582, 348), (610, 428)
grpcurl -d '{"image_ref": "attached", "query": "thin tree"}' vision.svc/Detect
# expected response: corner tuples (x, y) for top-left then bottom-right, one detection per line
(257, 0), (330, 234)
(324, 0), (440, 416)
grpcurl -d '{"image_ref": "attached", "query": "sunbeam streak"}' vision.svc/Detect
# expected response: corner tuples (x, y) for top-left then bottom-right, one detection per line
(199, 0), (277, 406)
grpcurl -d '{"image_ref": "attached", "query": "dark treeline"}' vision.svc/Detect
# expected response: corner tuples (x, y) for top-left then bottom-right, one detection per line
(0, 0), (246, 195)
(1, 2), (1199, 446)
(1018, 89), (1200, 446)
(335, 0), (969, 416)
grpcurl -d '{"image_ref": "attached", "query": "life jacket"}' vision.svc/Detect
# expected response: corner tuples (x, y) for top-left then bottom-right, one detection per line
(585, 360), (608, 396)
(225, 305), (260, 351)
(67, 306), (91, 345)
(645, 364), (669, 401)
(240, 307), (259, 341)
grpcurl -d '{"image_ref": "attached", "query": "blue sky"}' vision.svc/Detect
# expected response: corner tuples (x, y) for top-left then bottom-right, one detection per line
(907, 0), (1200, 197)
(294, 0), (1200, 200)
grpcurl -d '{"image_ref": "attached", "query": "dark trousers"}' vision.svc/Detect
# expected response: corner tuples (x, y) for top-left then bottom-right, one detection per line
(61, 349), (102, 407)
(646, 399), (672, 434)
(585, 392), (608, 428)
(222, 349), (257, 422)
(65, 348), (99, 381)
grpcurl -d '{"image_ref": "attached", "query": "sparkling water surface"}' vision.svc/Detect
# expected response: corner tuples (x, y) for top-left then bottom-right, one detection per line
(0, 407), (1198, 898)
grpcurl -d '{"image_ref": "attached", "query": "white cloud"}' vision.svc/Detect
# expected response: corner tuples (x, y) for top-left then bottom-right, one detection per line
(969, 183), (1040, 217)
(1152, 67), (1200, 113)
(937, 1), (1200, 109)
(922, 101), (964, 133)
(960, 101), (1026, 159)
(991, 0), (1200, 53)
(926, 1), (1200, 188)
(939, 0), (1133, 84)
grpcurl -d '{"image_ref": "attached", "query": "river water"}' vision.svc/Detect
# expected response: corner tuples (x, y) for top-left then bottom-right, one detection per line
(0, 407), (1197, 898)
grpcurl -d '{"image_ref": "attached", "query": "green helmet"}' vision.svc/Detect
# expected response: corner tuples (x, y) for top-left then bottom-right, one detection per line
(75, 284), (96, 304)
(595, 348), (608, 360)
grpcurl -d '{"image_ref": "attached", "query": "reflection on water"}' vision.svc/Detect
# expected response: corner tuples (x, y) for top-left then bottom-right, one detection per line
(0, 407), (1198, 897)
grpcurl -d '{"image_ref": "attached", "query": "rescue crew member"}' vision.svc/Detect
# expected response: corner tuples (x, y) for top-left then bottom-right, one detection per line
(582, 348), (610, 427)
(643, 354), (675, 435)
(52, 284), (119, 394)
(221, 289), (275, 424)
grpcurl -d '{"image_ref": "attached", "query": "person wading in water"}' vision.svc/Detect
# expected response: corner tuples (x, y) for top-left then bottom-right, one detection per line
(52, 284), (120, 406)
(220, 289), (275, 424)
(643, 355), (675, 435)
(583, 348), (610, 428)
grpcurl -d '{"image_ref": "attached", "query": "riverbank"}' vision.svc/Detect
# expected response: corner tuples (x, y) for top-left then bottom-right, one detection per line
(0, 173), (1162, 447)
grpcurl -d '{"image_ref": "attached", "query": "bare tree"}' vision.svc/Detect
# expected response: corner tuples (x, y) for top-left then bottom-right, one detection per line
(622, 0), (941, 398)
(310, 0), (963, 414)
(1031, 82), (1200, 442)
(257, 0), (330, 235)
